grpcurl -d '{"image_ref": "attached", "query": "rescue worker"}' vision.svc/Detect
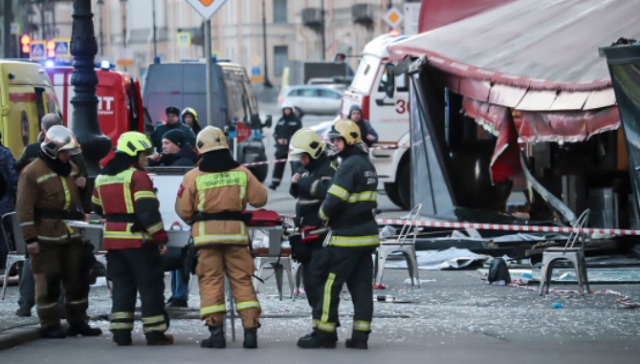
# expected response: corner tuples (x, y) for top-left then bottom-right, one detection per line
(297, 119), (379, 350)
(92, 132), (173, 346)
(288, 129), (337, 313)
(269, 102), (303, 190)
(16, 125), (102, 339)
(348, 105), (378, 148)
(151, 106), (196, 151)
(176, 126), (268, 349)
(182, 107), (202, 135)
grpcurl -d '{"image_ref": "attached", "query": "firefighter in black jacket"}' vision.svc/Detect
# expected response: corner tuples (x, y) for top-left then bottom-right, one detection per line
(288, 129), (337, 317)
(297, 119), (379, 350)
(269, 102), (303, 190)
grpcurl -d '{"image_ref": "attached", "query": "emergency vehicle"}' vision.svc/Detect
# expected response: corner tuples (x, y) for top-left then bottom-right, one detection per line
(314, 33), (412, 209)
(45, 61), (147, 165)
(0, 60), (60, 158)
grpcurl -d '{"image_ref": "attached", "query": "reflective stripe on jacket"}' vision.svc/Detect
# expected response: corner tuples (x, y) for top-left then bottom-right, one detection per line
(175, 166), (268, 248)
(16, 158), (82, 244)
(92, 167), (167, 250)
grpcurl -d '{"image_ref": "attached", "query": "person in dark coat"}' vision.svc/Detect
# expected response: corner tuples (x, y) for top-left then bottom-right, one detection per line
(149, 130), (198, 168)
(0, 131), (18, 270)
(269, 102), (303, 190)
(151, 107), (196, 152)
(348, 105), (378, 148)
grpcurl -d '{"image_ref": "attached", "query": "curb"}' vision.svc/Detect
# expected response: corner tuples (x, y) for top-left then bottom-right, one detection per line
(0, 325), (42, 351)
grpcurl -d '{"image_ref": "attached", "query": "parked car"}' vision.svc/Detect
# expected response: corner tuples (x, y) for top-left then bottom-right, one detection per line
(278, 85), (343, 118)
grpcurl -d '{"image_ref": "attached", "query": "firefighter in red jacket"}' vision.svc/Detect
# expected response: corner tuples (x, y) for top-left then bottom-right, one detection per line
(92, 132), (173, 346)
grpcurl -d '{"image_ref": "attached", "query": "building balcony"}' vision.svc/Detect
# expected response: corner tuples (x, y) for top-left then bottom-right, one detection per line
(302, 8), (324, 32)
(352, 4), (374, 28)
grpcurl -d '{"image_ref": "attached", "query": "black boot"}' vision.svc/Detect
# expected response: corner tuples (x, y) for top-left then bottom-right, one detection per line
(345, 331), (369, 350)
(146, 331), (174, 346)
(297, 330), (337, 349)
(165, 298), (188, 308)
(15, 307), (31, 317)
(41, 325), (67, 339)
(243, 328), (258, 349)
(66, 322), (103, 337)
(201, 326), (226, 349)
(268, 184), (278, 191)
(112, 331), (133, 346)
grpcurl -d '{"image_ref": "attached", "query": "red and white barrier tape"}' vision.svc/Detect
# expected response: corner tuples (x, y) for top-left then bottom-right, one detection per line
(242, 144), (408, 167)
(375, 218), (640, 237)
(488, 279), (640, 308)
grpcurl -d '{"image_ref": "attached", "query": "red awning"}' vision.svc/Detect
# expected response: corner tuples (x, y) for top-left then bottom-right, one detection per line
(418, 0), (515, 33)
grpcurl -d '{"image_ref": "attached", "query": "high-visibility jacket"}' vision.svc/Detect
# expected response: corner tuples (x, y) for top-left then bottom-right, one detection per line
(92, 166), (168, 250)
(319, 146), (380, 248)
(175, 166), (268, 248)
(16, 158), (83, 244)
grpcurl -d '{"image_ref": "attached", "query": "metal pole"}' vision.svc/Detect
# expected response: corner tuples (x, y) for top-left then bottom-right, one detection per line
(204, 19), (214, 127)
(40, 3), (46, 39)
(152, 0), (157, 58)
(99, 8), (104, 57)
(261, 0), (272, 88)
(3, 0), (12, 58)
(320, 0), (326, 61)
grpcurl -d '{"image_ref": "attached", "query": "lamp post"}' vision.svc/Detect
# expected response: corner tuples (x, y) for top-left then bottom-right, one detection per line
(261, 0), (272, 88)
(97, 0), (105, 57)
(70, 0), (111, 180)
(320, 0), (326, 61)
(152, 0), (157, 58)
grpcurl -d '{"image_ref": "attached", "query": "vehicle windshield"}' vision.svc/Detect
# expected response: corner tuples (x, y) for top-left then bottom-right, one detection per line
(349, 54), (380, 94)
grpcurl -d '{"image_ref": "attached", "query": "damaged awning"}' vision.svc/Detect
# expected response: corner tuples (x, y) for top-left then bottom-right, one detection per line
(389, 0), (640, 143)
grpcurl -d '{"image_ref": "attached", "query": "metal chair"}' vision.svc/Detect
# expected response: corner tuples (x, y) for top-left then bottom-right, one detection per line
(2, 212), (26, 300)
(374, 204), (423, 288)
(252, 228), (295, 300)
(539, 209), (591, 295)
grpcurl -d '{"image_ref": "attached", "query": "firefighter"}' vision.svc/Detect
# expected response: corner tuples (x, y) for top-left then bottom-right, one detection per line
(182, 107), (202, 135)
(92, 132), (173, 346)
(175, 126), (268, 349)
(288, 129), (337, 314)
(297, 119), (379, 350)
(269, 102), (303, 190)
(16, 125), (102, 339)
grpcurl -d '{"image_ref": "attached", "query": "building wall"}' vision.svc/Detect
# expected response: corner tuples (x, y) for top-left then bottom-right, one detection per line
(44, 0), (409, 84)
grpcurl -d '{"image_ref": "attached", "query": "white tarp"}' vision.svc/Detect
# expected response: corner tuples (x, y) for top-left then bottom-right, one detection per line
(385, 247), (490, 271)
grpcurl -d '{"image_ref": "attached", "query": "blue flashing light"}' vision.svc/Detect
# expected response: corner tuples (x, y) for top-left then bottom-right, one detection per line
(100, 60), (111, 70)
(154, 56), (161, 64)
(45, 60), (55, 68)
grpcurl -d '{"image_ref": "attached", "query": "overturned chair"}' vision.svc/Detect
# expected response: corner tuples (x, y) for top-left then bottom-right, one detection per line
(374, 204), (423, 288)
(539, 209), (591, 295)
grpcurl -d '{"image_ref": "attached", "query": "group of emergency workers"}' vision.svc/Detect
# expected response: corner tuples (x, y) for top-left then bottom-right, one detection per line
(8, 100), (379, 349)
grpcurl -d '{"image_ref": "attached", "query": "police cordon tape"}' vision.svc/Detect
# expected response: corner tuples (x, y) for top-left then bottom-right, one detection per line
(374, 218), (640, 237)
(488, 279), (640, 308)
(241, 144), (407, 167)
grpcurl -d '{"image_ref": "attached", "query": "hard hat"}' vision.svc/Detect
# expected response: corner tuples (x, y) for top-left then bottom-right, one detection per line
(41, 125), (81, 159)
(327, 118), (361, 146)
(181, 107), (198, 122)
(115, 132), (153, 157)
(289, 129), (326, 161)
(282, 101), (293, 110)
(196, 126), (228, 154)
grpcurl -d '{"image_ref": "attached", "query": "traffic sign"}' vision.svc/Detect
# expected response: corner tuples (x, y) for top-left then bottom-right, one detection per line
(30, 41), (47, 60)
(236, 122), (251, 144)
(251, 67), (261, 76)
(53, 38), (71, 58)
(10, 23), (20, 35)
(177, 32), (192, 46)
(252, 56), (261, 66)
(383, 6), (404, 28)
(186, 0), (230, 20)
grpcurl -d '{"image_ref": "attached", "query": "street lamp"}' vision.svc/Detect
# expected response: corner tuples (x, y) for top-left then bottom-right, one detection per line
(70, 0), (112, 180)
(97, 0), (104, 57)
(261, 0), (272, 88)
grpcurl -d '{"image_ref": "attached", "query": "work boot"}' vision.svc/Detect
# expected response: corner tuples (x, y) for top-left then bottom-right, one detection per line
(243, 328), (258, 349)
(41, 325), (67, 339)
(165, 298), (188, 309)
(298, 330), (338, 342)
(345, 331), (369, 350)
(112, 331), (133, 346)
(146, 331), (174, 346)
(268, 184), (278, 191)
(66, 322), (103, 337)
(296, 331), (337, 349)
(15, 307), (31, 317)
(201, 326), (226, 349)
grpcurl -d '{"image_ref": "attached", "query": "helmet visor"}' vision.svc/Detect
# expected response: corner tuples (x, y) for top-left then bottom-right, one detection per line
(287, 146), (306, 162)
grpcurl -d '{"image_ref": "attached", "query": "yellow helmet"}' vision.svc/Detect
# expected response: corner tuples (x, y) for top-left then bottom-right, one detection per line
(327, 118), (361, 145)
(289, 129), (326, 160)
(181, 107), (198, 122)
(196, 126), (228, 154)
(41, 125), (81, 159)
(116, 132), (153, 157)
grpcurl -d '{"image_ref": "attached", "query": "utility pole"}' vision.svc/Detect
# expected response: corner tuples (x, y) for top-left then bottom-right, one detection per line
(320, 0), (326, 61)
(152, 0), (157, 58)
(3, 0), (12, 58)
(204, 19), (214, 126)
(261, 0), (272, 88)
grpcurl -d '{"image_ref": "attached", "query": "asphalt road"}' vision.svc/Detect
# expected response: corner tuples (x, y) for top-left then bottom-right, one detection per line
(259, 103), (405, 217)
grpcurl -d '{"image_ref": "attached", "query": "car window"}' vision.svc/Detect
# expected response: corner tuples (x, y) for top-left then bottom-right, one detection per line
(291, 88), (319, 97)
(378, 69), (409, 93)
(319, 89), (341, 99)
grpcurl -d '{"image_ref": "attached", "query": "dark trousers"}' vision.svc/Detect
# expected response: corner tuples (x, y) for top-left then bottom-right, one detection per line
(107, 246), (169, 335)
(271, 161), (298, 187)
(299, 241), (324, 310)
(310, 246), (375, 335)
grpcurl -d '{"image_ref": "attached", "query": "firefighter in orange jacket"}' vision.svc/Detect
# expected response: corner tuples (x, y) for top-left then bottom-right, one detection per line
(175, 126), (268, 349)
(92, 132), (173, 346)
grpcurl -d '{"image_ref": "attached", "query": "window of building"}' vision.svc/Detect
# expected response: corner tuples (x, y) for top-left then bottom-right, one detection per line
(273, 45), (289, 77)
(273, 0), (288, 23)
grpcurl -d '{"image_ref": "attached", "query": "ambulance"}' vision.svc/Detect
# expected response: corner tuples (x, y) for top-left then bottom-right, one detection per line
(45, 61), (148, 165)
(0, 60), (60, 158)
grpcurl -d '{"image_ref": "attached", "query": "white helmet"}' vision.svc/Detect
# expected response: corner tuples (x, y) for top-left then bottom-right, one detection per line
(282, 101), (293, 111)
(41, 125), (81, 159)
